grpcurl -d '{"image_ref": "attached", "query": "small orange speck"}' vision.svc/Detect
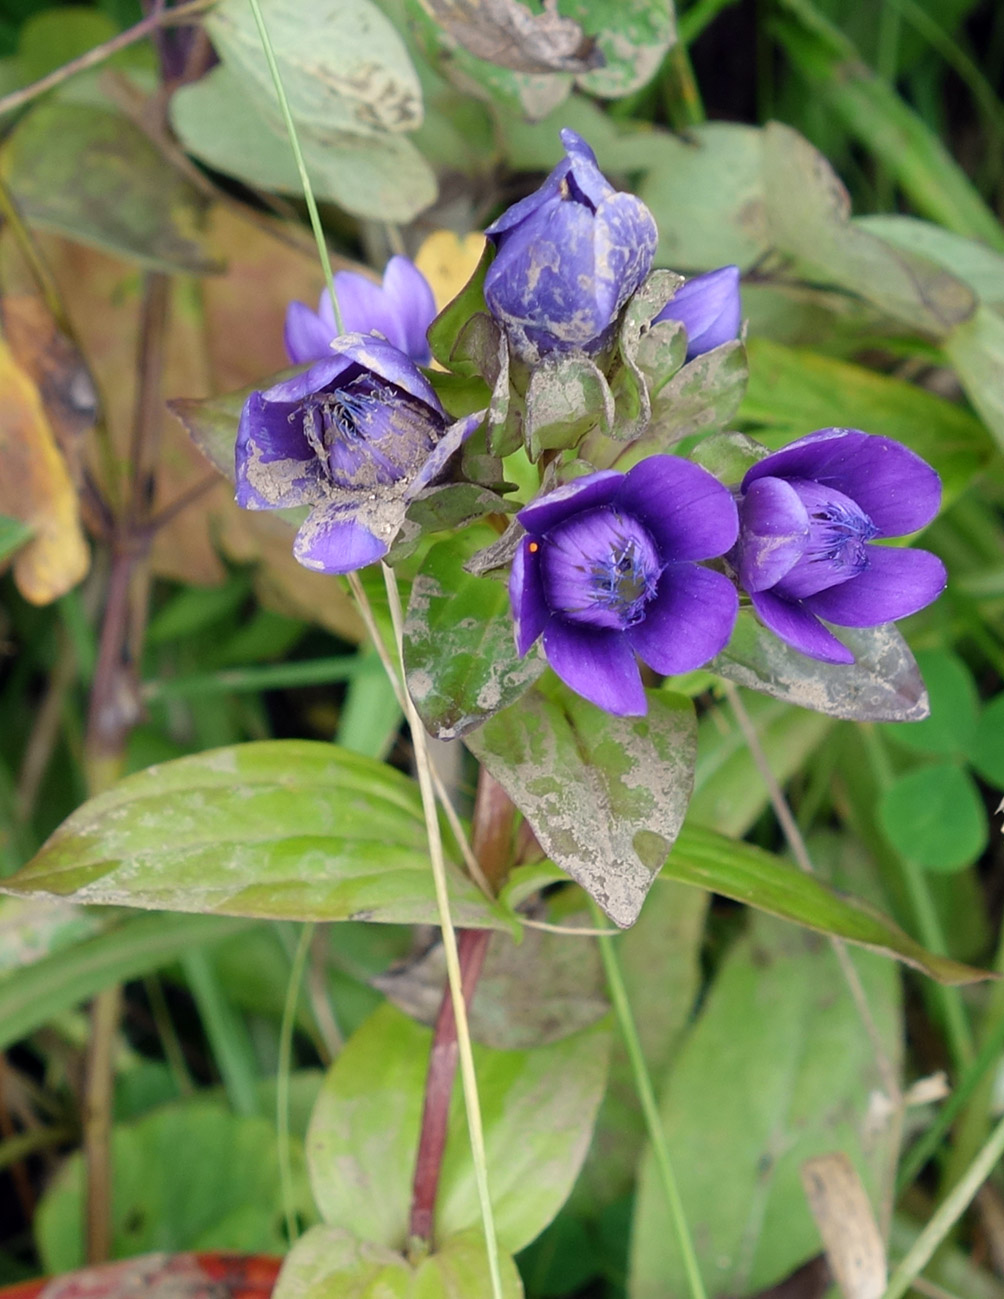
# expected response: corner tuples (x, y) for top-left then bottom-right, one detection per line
(528, 541), (539, 552)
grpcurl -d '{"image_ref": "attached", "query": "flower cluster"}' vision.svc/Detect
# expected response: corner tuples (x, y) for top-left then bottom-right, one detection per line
(233, 127), (947, 718)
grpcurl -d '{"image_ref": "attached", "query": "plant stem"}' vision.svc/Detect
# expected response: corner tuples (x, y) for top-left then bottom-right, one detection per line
(409, 927), (492, 1244)
(383, 563), (504, 1298)
(589, 898), (707, 1299)
(83, 984), (121, 1263)
(278, 922), (314, 1245)
(883, 1112), (1004, 1299)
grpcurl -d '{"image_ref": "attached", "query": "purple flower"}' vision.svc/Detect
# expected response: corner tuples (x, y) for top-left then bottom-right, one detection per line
(236, 333), (482, 574)
(654, 265), (741, 360)
(484, 129), (658, 364)
(283, 256), (437, 367)
(732, 429), (947, 664)
(510, 457), (739, 715)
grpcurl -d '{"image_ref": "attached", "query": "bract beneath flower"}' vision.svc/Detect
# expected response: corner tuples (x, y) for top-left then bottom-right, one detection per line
(284, 256), (437, 366)
(236, 333), (483, 574)
(732, 428), (947, 664)
(510, 456), (739, 716)
(484, 129), (658, 365)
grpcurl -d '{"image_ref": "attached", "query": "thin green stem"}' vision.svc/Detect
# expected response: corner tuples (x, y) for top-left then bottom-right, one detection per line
(588, 898), (707, 1299)
(143, 656), (358, 702)
(246, 0), (343, 332)
(883, 1112), (1004, 1299)
(382, 563), (503, 1299)
(182, 948), (259, 1117)
(278, 922), (314, 1246)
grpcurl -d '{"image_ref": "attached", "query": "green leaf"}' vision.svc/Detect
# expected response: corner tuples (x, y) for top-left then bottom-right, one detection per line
(403, 532), (545, 739)
(466, 683), (697, 928)
(944, 305), (1004, 452)
(739, 339), (993, 507)
(0, 513), (33, 564)
(0, 912), (253, 1052)
(712, 611), (929, 722)
(207, 0), (423, 138)
(1, 101), (219, 273)
(629, 915), (901, 1297)
(565, 0), (676, 99)
(307, 1003), (610, 1253)
(16, 7), (116, 83)
(638, 123), (768, 271)
(274, 1224), (524, 1299)
(523, 353), (614, 457)
(761, 121), (976, 336)
(856, 216), (1004, 310)
(664, 824), (987, 984)
(36, 1097), (314, 1269)
(2, 741), (506, 930)
(878, 763), (988, 873)
(971, 693), (1004, 790)
(881, 649), (979, 756)
(428, 243), (493, 373)
(170, 63), (436, 222)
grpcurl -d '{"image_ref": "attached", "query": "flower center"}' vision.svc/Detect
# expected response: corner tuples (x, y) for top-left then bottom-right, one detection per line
(773, 478), (880, 600)
(300, 374), (438, 490)
(539, 507), (662, 631)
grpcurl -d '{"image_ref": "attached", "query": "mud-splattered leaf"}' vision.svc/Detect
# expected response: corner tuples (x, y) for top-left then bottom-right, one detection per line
(2, 101), (217, 274)
(762, 122), (975, 337)
(564, 0), (676, 98)
(403, 531), (545, 738)
(524, 352), (613, 456)
(375, 922), (608, 1048)
(664, 824), (988, 984)
(0, 336), (88, 603)
(308, 1002), (610, 1253)
(466, 681), (697, 927)
(711, 612), (929, 723)
(631, 339), (747, 456)
(207, 0), (424, 136)
(274, 1225), (523, 1299)
(1, 741), (506, 930)
(415, 0), (601, 73)
(629, 915), (901, 1298)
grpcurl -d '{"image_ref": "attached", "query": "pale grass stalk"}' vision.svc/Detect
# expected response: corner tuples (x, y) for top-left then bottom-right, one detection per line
(382, 563), (504, 1297)
(278, 922), (314, 1246)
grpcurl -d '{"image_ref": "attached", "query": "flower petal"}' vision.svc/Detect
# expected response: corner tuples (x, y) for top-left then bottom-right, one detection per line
(284, 300), (336, 365)
(629, 564), (738, 674)
(591, 190), (658, 330)
(750, 589), (854, 664)
(743, 429), (941, 536)
(619, 456), (738, 562)
(518, 471), (622, 536)
(382, 255), (437, 364)
(802, 545), (947, 626)
(655, 265), (741, 359)
(235, 389), (324, 509)
(293, 503), (388, 574)
(485, 155), (571, 239)
(510, 535), (549, 656)
(330, 334), (444, 413)
(263, 354), (356, 405)
(735, 475), (808, 592)
(543, 620), (646, 715)
(409, 409), (485, 496)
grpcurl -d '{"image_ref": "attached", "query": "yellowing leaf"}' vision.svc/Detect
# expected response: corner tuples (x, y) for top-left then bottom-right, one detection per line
(414, 229), (487, 310)
(0, 337), (88, 603)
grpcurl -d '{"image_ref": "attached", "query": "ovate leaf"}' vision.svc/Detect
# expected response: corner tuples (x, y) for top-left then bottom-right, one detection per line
(878, 763), (988, 873)
(466, 682), (697, 928)
(2, 741), (505, 930)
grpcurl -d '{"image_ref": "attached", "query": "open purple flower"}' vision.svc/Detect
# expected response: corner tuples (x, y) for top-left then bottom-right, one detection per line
(732, 428), (947, 664)
(654, 265), (741, 360)
(484, 129), (658, 364)
(236, 333), (482, 574)
(510, 457), (739, 715)
(283, 256), (437, 367)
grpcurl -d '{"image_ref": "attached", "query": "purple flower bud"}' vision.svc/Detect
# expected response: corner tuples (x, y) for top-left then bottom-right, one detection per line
(283, 255), (437, 367)
(654, 265), (741, 360)
(236, 333), (482, 574)
(732, 429), (947, 664)
(510, 457), (739, 715)
(484, 129), (658, 364)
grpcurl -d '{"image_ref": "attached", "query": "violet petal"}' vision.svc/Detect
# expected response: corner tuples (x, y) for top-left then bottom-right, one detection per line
(329, 334), (443, 413)
(628, 564), (738, 674)
(735, 476), (809, 592)
(293, 503), (388, 575)
(409, 409), (485, 496)
(802, 546), (947, 626)
(655, 265), (741, 359)
(511, 536), (550, 656)
(283, 300), (336, 365)
(543, 619), (646, 715)
(592, 190), (658, 330)
(743, 429), (941, 537)
(750, 589), (855, 665)
(382, 255), (437, 364)
(517, 471), (622, 537)
(235, 390), (324, 510)
(619, 456), (739, 562)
